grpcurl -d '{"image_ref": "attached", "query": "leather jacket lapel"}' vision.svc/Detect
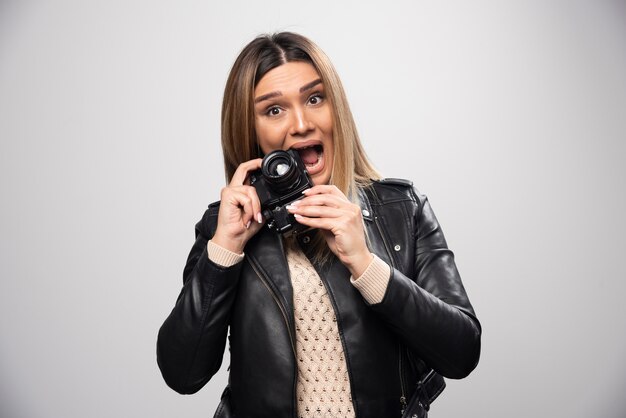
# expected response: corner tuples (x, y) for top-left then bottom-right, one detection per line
(360, 185), (395, 269)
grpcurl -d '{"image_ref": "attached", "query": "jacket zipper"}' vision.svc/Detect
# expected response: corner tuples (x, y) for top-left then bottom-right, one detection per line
(399, 344), (407, 416)
(372, 215), (408, 414)
(249, 258), (297, 355)
(248, 257), (298, 418)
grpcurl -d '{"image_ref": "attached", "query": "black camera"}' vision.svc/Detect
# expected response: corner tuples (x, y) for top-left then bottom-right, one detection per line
(249, 149), (314, 235)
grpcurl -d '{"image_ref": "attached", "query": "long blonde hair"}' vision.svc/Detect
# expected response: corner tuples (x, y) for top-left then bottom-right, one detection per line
(221, 32), (380, 196)
(221, 32), (380, 260)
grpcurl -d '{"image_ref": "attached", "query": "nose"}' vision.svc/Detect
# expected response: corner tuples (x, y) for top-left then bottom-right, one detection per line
(288, 107), (314, 136)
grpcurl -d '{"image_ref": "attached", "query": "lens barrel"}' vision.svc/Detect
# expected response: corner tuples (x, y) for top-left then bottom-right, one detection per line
(261, 151), (301, 193)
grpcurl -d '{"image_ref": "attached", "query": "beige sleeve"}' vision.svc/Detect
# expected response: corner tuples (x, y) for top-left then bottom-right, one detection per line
(207, 240), (245, 267)
(350, 254), (391, 304)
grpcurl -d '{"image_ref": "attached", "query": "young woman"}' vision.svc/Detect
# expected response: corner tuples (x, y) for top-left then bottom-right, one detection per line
(157, 32), (481, 418)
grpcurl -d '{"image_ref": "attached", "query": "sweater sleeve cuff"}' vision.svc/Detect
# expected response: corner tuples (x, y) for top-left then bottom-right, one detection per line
(350, 254), (391, 304)
(207, 240), (244, 267)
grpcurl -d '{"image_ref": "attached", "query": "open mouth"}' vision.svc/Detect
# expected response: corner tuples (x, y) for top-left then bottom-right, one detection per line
(295, 144), (325, 175)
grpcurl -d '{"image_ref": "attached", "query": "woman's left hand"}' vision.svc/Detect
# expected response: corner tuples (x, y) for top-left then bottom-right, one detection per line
(286, 185), (373, 277)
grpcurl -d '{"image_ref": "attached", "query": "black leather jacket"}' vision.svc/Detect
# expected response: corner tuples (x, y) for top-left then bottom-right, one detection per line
(157, 179), (481, 418)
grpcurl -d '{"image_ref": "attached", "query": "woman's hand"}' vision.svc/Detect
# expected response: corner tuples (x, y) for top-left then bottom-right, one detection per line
(212, 159), (264, 254)
(286, 185), (373, 277)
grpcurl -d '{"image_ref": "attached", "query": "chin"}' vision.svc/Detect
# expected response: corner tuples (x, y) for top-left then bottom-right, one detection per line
(311, 172), (331, 186)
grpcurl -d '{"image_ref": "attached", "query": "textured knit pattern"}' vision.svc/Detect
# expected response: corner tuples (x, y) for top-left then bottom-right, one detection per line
(285, 239), (355, 418)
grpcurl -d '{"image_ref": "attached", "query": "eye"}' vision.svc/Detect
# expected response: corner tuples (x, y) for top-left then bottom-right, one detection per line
(266, 106), (282, 117)
(307, 93), (324, 106)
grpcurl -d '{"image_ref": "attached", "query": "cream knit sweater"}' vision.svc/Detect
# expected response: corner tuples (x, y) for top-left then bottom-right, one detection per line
(207, 238), (391, 418)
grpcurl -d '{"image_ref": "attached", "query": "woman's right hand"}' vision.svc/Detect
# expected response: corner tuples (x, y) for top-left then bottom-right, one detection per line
(211, 158), (264, 254)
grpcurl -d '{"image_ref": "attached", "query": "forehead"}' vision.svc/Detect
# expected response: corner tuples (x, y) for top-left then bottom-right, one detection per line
(254, 62), (321, 96)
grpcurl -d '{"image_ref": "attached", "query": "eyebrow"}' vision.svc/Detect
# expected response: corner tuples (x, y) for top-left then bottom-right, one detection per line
(299, 78), (322, 93)
(254, 78), (323, 104)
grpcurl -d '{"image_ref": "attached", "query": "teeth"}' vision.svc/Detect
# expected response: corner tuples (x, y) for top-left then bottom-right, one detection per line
(294, 144), (322, 150)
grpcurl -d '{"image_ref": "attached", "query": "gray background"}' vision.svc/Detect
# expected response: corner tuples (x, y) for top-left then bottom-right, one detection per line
(1, 0), (625, 417)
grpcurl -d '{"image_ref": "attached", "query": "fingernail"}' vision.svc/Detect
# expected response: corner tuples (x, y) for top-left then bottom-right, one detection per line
(290, 200), (300, 206)
(257, 213), (263, 224)
(245, 220), (251, 229)
(294, 213), (302, 219)
(286, 205), (296, 211)
(302, 188), (310, 195)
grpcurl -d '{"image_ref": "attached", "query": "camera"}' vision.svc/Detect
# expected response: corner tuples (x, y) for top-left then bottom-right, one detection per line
(249, 149), (314, 235)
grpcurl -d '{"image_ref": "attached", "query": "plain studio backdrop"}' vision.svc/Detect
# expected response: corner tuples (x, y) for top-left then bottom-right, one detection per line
(1, 0), (625, 417)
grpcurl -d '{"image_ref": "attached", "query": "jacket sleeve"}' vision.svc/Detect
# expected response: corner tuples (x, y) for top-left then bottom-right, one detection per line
(369, 189), (481, 379)
(156, 205), (241, 394)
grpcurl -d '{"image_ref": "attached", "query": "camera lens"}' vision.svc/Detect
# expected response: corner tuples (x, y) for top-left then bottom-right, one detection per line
(273, 163), (289, 176)
(262, 150), (301, 193)
(267, 159), (290, 177)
